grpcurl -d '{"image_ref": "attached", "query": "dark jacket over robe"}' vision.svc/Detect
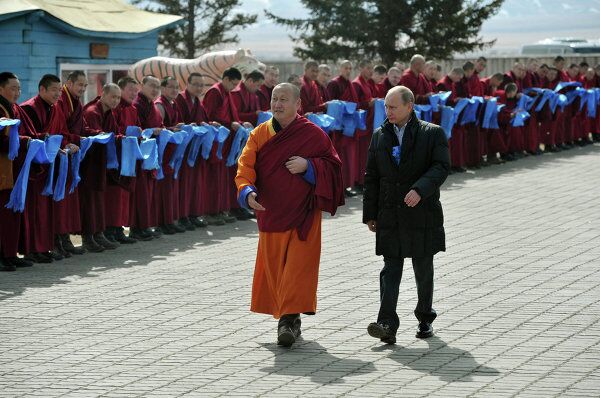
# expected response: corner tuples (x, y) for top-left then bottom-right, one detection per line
(363, 114), (450, 258)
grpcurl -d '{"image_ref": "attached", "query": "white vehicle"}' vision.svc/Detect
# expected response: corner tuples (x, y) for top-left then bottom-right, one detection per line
(521, 38), (600, 55)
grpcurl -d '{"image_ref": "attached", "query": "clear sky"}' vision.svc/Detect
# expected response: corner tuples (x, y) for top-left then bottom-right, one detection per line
(220, 0), (600, 60)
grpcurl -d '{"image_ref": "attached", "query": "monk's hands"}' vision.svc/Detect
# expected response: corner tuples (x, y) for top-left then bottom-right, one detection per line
(247, 192), (265, 211)
(367, 220), (377, 232)
(242, 122), (253, 129)
(404, 189), (421, 207)
(231, 122), (241, 131)
(285, 156), (308, 174)
(65, 143), (79, 154)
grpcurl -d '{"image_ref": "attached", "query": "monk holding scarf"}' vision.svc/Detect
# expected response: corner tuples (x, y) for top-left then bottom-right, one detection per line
(235, 83), (344, 347)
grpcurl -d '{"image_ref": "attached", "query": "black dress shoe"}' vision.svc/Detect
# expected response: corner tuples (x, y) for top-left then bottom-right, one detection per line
(150, 227), (163, 238)
(61, 234), (85, 255)
(48, 250), (64, 261)
(7, 257), (33, 268)
(170, 223), (186, 233)
(416, 322), (434, 339)
(205, 214), (226, 226)
(179, 217), (196, 231)
(130, 228), (153, 241)
(345, 188), (358, 197)
(221, 212), (237, 223)
(104, 228), (119, 243)
(113, 228), (137, 244)
(230, 207), (253, 221)
(94, 232), (119, 249)
(25, 252), (53, 263)
(277, 325), (296, 347)
(367, 322), (396, 344)
(1, 258), (16, 272)
(158, 225), (176, 235)
(82, 235), (105, 253)
(190, 216), (208, 228)
(354, 184), (364, 194)
(53, 236), (71, 258)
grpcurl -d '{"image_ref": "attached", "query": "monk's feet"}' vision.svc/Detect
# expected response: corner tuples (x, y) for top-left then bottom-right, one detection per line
(277, 314), (301, 347)
(277, 325), (296, 347)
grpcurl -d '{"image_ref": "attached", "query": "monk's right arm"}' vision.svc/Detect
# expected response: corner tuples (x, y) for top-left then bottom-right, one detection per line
(235, 130), (259, 209)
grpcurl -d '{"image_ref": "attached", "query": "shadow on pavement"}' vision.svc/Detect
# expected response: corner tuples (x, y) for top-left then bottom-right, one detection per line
(0, 220), (260, 302)
(259, 340), (376, 384)
(373, 335), (500, 382)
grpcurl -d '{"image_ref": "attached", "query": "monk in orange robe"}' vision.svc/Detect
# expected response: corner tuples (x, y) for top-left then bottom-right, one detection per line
(235, 83), (345, 347)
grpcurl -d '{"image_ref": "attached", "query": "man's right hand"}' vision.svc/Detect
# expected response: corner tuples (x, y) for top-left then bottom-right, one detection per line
(367, 220), (377, 232)
(248, 192), (265, 211)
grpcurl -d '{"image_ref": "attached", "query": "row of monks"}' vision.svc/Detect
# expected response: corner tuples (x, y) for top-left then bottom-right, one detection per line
(1, 54), (600, 271)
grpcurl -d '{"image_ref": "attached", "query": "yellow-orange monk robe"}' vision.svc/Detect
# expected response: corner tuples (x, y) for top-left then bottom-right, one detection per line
(236, 116), (344, 319)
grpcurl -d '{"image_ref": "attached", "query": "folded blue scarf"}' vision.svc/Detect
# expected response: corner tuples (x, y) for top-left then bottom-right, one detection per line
(6, 139), (45, 212)
(226, 126), (250, 167)
(120, 136), (144, 177)
(52, 151), (69, 201)
(0, 118), (20, 160)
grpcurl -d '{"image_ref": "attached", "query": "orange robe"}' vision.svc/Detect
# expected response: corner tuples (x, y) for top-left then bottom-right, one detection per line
(235, 118), (343, 318)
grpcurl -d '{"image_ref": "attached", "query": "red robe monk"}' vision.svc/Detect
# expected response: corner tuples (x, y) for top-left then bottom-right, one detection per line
(352, 70), (376, 187)
(107, 77), (140, 243)
(130, 77), (163, 240)
(20, 75), (71, 260)
(52, 73), (88, 254)
(203, 68), (251, 221)
(0, 72), (41, 269)
(299, 63), (326, 114)
(399, 56), (431, 104)
(80, 84), (122, 252)
(327, 61), (359, 194)
(154, 76), (184, 234)
(257, 67), (279, 111)
(231, 71), (264, 126)
(437, 69), (467, 171)
(175, 76), (213, 226)
(235, 83), (344, 347)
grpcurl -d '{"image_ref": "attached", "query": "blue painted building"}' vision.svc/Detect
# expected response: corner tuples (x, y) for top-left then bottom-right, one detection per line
(0, 0), (182, 102)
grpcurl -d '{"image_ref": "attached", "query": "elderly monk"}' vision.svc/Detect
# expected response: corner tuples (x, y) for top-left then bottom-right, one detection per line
(235, 83), (344, 347)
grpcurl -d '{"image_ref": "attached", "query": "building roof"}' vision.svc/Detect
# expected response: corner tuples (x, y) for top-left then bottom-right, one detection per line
(0, 0), (183, 38)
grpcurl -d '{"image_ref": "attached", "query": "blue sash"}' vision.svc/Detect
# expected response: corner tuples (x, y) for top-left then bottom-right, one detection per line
(52, 151), (69, 201)
(554, 81), (582, 92)
(428, 91), (452, 110)
(460, 96), (483, 125)
(120, 136), (143, 177)
(373, 98), (386, 132)
(40, 135), (63, 196)
(156, 129), (185, 180)
(482, 98), (500, 129)
(169, 129), (194, 178)
(226, 126), (250, 167)
(440, 106), (455, 139)
(215, 126), (231, 160)
(79, 132), (118, 170)
(0, 118), (21, 160)
(414, 104), (433, 122)
(257, 111), (273, 125)
(186, 125), (209, 167)
(307, 113), (336, 134)
(6, 139), (45, 212)
(140, 138), (159, 171)
(69, 150), (81, 193)
(200, 126), (217, 160)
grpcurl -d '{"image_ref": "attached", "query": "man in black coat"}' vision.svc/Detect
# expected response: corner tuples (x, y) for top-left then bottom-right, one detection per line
(363, 85), (450, 344)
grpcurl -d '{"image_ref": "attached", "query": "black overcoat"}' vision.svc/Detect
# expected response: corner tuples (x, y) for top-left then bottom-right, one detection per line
(363, 113), (450, 258)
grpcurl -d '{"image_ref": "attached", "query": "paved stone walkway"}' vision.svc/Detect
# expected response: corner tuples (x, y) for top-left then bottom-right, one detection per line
(1, 144), (600, 397)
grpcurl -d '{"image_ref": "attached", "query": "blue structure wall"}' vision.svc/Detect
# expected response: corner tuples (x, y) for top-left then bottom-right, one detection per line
(0, 14), (158, 100)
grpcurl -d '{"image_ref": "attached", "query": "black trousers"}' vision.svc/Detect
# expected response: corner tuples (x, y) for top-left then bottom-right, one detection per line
(377, 255), (437, 333)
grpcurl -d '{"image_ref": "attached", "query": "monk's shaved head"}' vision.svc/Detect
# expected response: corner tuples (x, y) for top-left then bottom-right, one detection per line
(273, 82), (300, 100)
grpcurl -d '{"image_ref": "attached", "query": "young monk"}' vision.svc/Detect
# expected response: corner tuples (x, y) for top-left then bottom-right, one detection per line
(235, 83), (344, 347)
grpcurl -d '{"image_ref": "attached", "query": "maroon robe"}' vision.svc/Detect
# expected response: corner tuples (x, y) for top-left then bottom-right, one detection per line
(231, 82), (261, 125)
(107, 98), (140, 228)
(20, 95), (70, 251)
(52, 86), (84, 236)
(352, 75), (375, 186)
(498, 96), (524, 153)
(80, 98), (118, 235)
(1, 96), (39, 257)
(327, 75), (359, 190)
(257, 84), (273, 111)
(154, 95), (182, 226)
(300, 75), (326, 114)
(437, 76), (466, 168)
(254, 115), (344, 239)
(376, 78), (394, 98)
(130, 92), (163, 229)
(399, 69), (431, 104)
(175, 90), (210, 218)
(203, 82), (241, 212)
(468, 71), (484, 97)
(317, 82), (331, 103)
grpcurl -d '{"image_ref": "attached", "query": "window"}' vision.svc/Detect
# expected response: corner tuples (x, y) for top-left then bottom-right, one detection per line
(60, 64), (130, 103)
